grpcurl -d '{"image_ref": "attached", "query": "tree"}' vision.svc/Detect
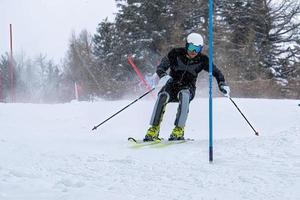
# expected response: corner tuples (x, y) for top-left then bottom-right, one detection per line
(64, 30), (98, 100)
(259, 0), (300, 81)
(0, 54), (10, 101)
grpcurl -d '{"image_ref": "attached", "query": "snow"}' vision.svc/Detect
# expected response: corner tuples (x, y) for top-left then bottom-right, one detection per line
(0, 98), (300, 200)
(133, 3), (142, 8)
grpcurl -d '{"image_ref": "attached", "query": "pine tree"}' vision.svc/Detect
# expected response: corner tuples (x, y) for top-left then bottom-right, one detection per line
(257, 0), (300, 81)
(0, 54), (9, 101)
(93, 17), (133, 99)
(64, 30), (98, 100)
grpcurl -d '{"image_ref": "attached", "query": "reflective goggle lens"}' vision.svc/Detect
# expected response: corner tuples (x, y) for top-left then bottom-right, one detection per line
(187, 43), (202, 53)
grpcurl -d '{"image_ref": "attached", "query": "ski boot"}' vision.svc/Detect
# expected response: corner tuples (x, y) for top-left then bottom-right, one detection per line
(169, 126), (185, 141)
(144, 125), (160, 141)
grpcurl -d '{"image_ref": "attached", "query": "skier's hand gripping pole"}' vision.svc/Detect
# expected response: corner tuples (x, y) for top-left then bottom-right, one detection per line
(92, 88), (155, 131)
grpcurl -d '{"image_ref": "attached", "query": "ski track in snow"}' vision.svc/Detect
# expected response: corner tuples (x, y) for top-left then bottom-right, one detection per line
(0, 98), (299, 200)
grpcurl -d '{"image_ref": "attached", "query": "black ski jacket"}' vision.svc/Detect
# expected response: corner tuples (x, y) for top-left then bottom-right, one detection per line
(156, 48), (225, 90)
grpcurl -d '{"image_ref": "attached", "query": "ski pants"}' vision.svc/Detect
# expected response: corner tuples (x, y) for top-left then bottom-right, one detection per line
(150, 83), (195, 128)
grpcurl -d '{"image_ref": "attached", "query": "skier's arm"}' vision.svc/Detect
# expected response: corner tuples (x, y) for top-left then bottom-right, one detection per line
(154, 50), (174, 88)
(155, 56), (172, 88)
(202, 55), (225, 84)
(212, 65), (225, 84)
(202, 55), (230, 96)
(156, 56), (171, 78)
(156, 49), (177, 78)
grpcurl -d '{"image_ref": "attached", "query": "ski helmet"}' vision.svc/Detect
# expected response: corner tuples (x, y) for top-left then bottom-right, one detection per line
(186, 33), (204, 54)
(187, 33), (204, 46)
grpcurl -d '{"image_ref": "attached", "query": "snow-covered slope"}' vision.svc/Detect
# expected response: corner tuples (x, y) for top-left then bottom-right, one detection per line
(0, 98), (299, 200)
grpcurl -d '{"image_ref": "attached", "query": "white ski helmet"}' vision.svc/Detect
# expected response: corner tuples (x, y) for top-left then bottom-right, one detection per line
(186, 33), (204, 46)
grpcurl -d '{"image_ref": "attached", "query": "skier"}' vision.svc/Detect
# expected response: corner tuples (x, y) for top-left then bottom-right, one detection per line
(144, 32), (230, 141)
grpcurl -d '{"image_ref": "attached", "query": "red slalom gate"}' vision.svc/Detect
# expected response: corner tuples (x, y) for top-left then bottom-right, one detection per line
(127, 56), (155, 98)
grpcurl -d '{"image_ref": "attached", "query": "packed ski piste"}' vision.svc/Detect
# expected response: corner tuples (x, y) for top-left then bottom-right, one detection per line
(1, 97), (300, 200)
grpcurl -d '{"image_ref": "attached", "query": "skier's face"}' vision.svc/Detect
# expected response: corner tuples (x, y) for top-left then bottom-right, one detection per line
(187, 51), (198, 59)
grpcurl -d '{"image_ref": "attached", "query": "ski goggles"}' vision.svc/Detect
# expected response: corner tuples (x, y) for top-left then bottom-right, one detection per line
(186, 43), (203, 53)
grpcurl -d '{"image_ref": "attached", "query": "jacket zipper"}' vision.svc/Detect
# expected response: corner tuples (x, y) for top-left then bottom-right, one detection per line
(179, 59), (189, 83)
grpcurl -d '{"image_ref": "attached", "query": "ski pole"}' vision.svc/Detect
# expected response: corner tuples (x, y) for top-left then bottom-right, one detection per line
(228, 97), (259, 136)
(92, 87), (155, 131)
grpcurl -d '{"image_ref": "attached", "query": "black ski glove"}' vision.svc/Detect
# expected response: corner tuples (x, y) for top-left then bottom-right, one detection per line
(218, 82), (230, 97)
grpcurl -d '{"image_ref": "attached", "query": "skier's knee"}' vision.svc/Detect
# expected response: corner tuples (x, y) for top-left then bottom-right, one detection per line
(178, 89), (190, 101)
(175, 89), (190, 127)
(158, 91), (170, 103)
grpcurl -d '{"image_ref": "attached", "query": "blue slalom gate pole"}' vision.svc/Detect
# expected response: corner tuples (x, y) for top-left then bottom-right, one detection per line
(208, 0), (214, 162)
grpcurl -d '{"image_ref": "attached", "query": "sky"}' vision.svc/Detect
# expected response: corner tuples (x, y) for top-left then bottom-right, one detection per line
(0, 0), (117, 62)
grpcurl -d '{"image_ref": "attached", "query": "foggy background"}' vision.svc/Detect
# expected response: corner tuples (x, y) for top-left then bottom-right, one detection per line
(0, 0), (116, 62)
